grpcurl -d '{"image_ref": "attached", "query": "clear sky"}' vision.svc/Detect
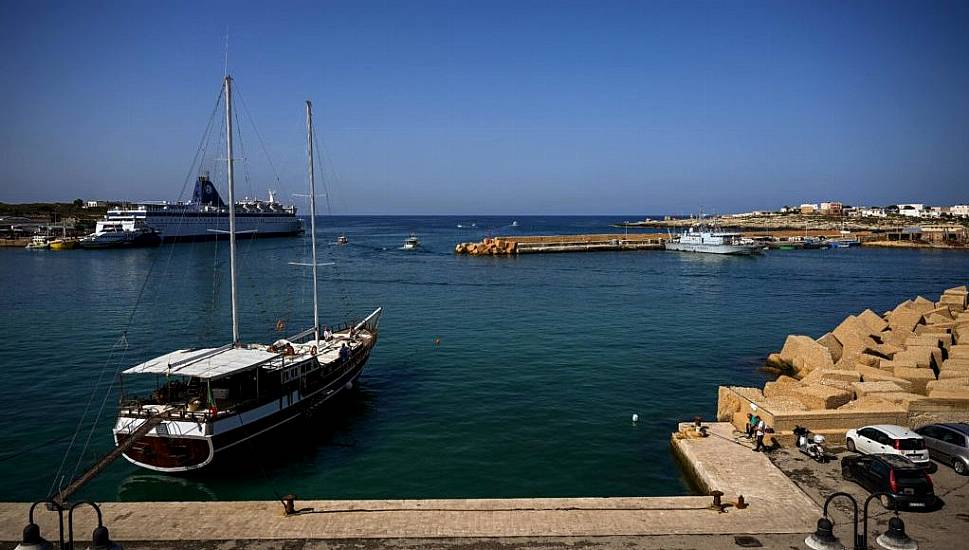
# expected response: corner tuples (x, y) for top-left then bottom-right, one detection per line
(1, 0), (967, 215)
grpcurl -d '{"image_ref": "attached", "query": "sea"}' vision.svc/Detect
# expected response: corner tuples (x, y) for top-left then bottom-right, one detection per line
(1, 215), (967, 502)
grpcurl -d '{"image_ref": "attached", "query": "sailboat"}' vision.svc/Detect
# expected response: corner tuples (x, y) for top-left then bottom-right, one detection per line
(111, 77), (382, 472)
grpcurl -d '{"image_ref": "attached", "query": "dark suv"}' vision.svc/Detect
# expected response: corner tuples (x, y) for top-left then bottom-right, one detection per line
(841, 453), (937, 509)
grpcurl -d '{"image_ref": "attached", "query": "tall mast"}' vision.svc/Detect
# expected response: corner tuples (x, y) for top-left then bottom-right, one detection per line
(225, 75), (240, 345)
(306, 100), (320, 343)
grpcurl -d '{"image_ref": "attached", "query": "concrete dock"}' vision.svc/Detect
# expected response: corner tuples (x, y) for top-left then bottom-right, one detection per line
(0, 423), (820, 547)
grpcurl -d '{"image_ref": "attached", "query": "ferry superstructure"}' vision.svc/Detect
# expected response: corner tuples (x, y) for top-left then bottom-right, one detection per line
(665, 225), (762, 255)
(102, 174), (302, 242)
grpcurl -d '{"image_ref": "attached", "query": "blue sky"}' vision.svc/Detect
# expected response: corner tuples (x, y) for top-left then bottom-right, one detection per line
(1, 0), (967, 214)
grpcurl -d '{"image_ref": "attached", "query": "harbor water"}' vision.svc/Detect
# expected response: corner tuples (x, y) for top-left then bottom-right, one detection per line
(1, 215), (968, 502)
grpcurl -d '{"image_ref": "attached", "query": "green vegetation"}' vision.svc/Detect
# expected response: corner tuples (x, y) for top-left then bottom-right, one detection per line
(0, 201), (106, 221)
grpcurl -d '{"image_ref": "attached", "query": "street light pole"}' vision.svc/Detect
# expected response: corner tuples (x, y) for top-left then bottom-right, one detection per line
(805, 491), (918, 550)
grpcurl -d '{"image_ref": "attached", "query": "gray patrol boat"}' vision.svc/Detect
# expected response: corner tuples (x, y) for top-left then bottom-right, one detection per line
(665, 225), (762, 255)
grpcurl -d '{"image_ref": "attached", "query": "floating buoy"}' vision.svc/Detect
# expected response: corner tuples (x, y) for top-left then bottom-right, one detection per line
(632, 413), (639, 422)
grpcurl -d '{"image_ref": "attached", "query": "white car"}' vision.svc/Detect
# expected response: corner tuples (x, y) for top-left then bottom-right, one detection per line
(845, 424), (932, 468)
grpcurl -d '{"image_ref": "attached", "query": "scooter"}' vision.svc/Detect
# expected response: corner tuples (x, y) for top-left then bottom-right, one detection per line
(793, 425), (830, 463)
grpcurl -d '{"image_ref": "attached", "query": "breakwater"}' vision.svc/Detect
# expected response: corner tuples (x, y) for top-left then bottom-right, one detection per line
(717, 285), (969, 444)
(454, 234), (667, 255)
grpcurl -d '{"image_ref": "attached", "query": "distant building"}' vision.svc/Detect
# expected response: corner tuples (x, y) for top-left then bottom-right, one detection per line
(859, 207), (887, 218)
(83, 200), (106, 208)
(819, 202), (843, 215)
(897, 204), (925, 217)
(951, 205), (969, 218)
(920, 224), (967, 243)
(800, 203), (819, 214)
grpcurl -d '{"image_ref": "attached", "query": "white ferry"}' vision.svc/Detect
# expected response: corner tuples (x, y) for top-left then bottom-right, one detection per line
(665, 226), (762, 255)
(101, 174), (303, 243)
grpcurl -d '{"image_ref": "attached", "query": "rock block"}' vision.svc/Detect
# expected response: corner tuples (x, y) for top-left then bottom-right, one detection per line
(926, 312), (954, 326)
(855, 365), (915, 392)
(833, 315), (880, 355)
(779, 335), (834, 375)
(912, 296), (937, 314)
(950, 346), (969, 359)
(904, 334), (947, 349)
(888, 311), (923, 333)
(852, 381), (907, 398)
(892, 366), (937, 394)
(939, 368), (969, 379)
(790, 384), (853, 410)
(927, 378), (969, 392)
(838, 395), (903, 412)
(816, 332), (843, 364)
(763, 375), (800, 398)
(892, 347), (937, 369)
(873, 391), (929, 410)
(858, 309), (889, 333)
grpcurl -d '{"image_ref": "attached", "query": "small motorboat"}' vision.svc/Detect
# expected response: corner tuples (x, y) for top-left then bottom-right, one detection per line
(403, 234), (420, 250)
(336, 234), (348, 245)
(49, 238), (80, 250)
(25, 236), (51, 250)
(511, 220), (519, 227)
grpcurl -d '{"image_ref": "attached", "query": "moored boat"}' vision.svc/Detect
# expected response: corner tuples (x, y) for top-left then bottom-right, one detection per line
(49, 238), (80, 250)
(80, 219), (161, 248)
(24, 235), (51, 249)
(111, 79), (382, 473)
(664, 225), (761, 255)
(336, 234), (348, 245)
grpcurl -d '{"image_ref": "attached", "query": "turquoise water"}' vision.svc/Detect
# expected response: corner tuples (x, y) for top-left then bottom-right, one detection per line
(1, 216), (967, 502)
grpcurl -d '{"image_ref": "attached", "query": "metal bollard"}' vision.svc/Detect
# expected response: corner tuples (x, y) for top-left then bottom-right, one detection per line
(282, 494), (297, 516)
(710, 490), (724, 511)
(735, 495), (748, 509)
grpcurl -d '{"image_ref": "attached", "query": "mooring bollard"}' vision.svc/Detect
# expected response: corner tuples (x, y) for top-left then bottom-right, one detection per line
(735, 495), (748, 509)
(710, 490), (724, 511)
(282, 494), (297, 516)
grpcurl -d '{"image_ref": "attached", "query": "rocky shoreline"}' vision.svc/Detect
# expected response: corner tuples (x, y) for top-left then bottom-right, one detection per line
(717, 285), (969, 444)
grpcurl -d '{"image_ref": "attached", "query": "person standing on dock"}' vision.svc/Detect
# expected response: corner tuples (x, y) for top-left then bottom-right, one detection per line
(753, 418), (767, 452)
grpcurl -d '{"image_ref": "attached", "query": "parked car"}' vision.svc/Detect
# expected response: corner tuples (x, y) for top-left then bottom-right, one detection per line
(914, 423), (969, 475)
(841, 454), (937, 509)
(845, 424), (933, 470)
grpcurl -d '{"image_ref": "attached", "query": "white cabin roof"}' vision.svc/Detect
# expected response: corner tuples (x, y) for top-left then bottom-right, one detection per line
(122, 346), (279, 379)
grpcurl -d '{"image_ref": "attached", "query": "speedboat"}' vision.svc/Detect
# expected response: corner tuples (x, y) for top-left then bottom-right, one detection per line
(403, 234), (420, 249)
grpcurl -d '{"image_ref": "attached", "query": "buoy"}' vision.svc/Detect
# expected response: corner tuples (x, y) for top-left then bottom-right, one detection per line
(632, 413), (639, 422)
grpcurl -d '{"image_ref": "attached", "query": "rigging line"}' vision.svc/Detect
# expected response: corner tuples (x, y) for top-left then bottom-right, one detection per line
(235, 84), (282, 186)
(232, 100), (255, 200)
(310, 120), (353, 318)
(47, 334), (127, 498)
(69, 335), (130, 485)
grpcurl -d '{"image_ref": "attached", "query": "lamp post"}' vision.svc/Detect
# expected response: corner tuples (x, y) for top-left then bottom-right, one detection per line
(14, 500), (122, 550)
(805, 491), (918, 550)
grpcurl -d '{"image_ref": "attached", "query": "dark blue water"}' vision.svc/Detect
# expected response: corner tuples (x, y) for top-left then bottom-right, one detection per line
(1, 216), (967, 502)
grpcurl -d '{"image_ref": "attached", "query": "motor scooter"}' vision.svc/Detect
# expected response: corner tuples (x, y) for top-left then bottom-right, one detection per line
(793, 425), (830, 463)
